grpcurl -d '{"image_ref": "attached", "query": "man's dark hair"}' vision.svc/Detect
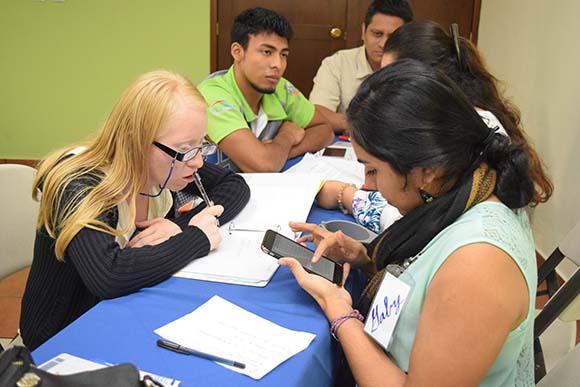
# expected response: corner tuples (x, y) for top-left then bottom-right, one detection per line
(231, 7), (293, 49)
(364, 0), (413, 26)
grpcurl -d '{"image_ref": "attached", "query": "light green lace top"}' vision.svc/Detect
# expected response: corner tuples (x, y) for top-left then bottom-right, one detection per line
(389, 202), (536, 387)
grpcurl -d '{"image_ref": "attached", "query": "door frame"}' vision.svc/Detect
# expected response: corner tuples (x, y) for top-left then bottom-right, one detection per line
(210, 0), (218, 72)
(470, 0), (481, 43)
(209, 0), (482, 72)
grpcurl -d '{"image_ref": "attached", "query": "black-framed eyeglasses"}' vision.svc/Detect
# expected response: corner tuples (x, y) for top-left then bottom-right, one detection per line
(153, 141), (218, 162)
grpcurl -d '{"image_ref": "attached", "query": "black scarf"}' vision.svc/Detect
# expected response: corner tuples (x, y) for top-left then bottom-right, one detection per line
(357, 163), (497, 316)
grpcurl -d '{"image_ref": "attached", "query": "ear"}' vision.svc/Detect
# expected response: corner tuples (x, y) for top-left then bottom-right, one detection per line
(361, 22), (366, 41)
(419, 167), (439, 188)
(231, 42), (244, 62)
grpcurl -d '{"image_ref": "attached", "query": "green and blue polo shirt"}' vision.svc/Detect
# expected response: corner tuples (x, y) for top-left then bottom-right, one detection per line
(198, 66), (315, 144)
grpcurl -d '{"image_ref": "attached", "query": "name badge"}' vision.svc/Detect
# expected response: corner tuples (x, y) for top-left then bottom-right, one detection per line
(363, 272), (411, 351)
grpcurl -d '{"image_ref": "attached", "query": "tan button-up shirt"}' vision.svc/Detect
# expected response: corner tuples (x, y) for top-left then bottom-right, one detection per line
(309, 46), (374, 113)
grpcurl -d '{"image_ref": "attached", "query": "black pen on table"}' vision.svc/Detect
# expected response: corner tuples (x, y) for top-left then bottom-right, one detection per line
(156, 339), (246, 369)
(192, 172), (220, 226)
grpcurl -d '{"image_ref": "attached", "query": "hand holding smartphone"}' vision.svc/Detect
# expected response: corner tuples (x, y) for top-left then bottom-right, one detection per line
(261, 229), (343, 285)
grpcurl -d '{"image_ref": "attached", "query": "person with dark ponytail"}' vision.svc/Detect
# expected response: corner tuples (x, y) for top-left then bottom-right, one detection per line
(317, 21), (552, 234)
(381, 20), (552, 205)
(281, 60), (540, 386)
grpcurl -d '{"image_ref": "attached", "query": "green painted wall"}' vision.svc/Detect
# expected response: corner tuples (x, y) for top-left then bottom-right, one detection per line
(0, 0), (210, 159)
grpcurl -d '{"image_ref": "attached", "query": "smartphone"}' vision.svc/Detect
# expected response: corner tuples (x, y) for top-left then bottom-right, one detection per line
(261, 229), (343, 285)
(322, 147), (347, 157)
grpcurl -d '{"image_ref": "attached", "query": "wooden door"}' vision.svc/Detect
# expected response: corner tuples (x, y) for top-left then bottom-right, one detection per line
(213, 0), (349, 96)
(411, 0), (481, 42)
(211, 0), (481, 96)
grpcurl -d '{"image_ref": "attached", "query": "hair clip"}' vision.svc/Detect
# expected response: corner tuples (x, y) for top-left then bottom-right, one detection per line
(449, 23), (467, 72)
(482, 126), (500, 146)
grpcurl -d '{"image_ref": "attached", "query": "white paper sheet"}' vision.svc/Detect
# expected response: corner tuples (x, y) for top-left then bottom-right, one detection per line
(174, 173), (323, 286)
(175, 231), (279, 286)
(284, 151), (365, 187)
(230, 173), (324, 236)
(155, 295), (316, 380)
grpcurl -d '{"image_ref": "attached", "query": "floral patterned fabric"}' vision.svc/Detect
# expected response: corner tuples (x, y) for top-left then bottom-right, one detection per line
(352, 190), (401, 233)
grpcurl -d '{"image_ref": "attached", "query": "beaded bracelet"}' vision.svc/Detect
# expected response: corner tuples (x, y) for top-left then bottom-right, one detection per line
(330, 309), (364, 341)
(337, 183), (355, 214)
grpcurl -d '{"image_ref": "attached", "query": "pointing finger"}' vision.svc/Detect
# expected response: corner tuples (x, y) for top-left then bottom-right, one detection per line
(289, 222), (316, 233)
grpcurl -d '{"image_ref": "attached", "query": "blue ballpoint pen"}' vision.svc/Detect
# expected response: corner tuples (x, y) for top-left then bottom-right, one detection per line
(156, 339), (246, 369)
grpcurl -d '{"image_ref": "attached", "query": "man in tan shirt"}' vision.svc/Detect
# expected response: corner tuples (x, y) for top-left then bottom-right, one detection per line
(309, 0), (413, 132)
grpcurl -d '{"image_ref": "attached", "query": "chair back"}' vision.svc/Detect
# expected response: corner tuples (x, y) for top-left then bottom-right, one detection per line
(558, 217), (580, 267)
(556, 270), (580, 323)
(0, 164), (39, 279)
(555, 218), (580, 322)
(537, 343), (580, 387)
(534, 216), (580, 382)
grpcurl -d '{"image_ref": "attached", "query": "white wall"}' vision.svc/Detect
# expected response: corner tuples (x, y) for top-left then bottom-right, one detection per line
(478, 0), (580, 270)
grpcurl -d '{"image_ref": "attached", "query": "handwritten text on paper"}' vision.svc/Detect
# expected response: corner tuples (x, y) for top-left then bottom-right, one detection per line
(370, 294), (404, 333)
(363, 272), (411, 350)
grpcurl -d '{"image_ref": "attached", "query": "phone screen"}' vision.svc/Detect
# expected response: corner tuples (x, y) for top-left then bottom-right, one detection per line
(261, 230), (342, 284)
(322, 147), (347, 157)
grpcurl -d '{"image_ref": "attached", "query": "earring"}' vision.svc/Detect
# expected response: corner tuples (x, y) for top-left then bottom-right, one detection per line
(419, 188), (434, 204)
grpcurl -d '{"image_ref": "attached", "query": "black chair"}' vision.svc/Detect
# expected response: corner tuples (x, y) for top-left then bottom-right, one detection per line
(534, 218), (580, 383)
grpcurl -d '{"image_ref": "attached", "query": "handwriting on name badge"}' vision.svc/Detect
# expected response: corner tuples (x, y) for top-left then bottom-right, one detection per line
(370, 294), (404, 333)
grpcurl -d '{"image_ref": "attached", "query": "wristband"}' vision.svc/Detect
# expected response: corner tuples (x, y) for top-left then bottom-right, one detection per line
(337, 183), (355, 214)
(330, 309), (364, 341)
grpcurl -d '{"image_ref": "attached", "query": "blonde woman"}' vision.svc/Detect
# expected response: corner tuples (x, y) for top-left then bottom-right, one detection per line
(20, 70), (250, 350)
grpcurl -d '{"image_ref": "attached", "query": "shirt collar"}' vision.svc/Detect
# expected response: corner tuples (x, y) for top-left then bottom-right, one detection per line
(355, 45), (374, 80)
(225, 66), (256, 123)
(226, 66), (287, 123)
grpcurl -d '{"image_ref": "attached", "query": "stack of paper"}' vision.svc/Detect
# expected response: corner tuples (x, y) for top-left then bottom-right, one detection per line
(174, 173), (324, 286)
(175, 231), (278, 286)
(155, 296), (316, 380)
(284, 144), (365, 187)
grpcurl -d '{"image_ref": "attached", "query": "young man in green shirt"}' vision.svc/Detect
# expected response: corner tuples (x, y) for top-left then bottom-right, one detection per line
(199, 7), (334, 172)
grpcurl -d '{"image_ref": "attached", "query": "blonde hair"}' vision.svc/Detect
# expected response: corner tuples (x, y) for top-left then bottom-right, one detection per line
(34, 70), (207, 260)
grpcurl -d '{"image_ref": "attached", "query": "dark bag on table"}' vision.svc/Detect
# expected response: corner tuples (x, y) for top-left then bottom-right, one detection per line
(0, 345), (164, 387)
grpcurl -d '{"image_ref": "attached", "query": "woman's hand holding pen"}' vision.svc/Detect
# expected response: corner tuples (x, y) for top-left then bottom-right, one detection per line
(129, 218), (182, 248)
(189, 204), (224, 250)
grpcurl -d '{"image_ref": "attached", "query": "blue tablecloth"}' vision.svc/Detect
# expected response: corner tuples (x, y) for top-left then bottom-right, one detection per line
(32, 204), (366, 387)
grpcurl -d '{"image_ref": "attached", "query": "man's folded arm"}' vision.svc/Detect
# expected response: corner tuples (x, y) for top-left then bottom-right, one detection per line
(289, 107), (334, 158)
(218, 127), (300, 172)
(315, 104), (348, 133)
